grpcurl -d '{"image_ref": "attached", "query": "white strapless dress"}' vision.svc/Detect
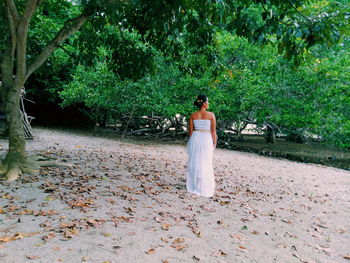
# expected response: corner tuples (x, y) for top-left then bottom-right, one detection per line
(186, 119), (215, 197)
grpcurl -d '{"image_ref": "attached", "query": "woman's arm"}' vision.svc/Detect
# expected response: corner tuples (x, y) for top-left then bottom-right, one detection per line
(188, 115), (194, 137)
(210, 113), (217, 148)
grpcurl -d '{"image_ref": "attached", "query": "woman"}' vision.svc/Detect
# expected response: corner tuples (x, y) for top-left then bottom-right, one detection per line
(186, 94), (217, 197)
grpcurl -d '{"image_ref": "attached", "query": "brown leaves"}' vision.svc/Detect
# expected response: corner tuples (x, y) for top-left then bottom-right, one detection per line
(58, 218), (105, 239)
(63, 228), (80, 239)
(170, 238), (187, 251)
(67, 198), (95, 209)
(0, 232), (39, 243)
(160, 237), (169, 243)
(145, 248), (155, 255)
(42, 232), (56, 242)
(123, 207), (135, 215)
(33, 210), (59, 216)
(187, 222), (201, 237)
(1, 193), (15, 200)
(39, 220), (54, 231)
(111, 216), (132, 226)
(105, 198), (116, 205)
(6, 205), (20, 212)
(161, 223), (171, 231)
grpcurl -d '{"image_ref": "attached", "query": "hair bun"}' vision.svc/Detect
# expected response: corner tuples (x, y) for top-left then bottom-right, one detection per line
(193, 94), (208, 108)
(193, 100), (201, 107)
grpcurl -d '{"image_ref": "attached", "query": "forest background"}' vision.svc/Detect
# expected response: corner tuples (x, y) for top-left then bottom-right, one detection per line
(1, 0), (349, 179)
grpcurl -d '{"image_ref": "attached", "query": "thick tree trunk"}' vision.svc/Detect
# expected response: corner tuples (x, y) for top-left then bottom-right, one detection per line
(3, 82), (26, 180)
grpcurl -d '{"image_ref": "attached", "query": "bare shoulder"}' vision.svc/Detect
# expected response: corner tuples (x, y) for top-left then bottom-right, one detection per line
(207, 111), (216, 119)
(190, 112), (199, 119)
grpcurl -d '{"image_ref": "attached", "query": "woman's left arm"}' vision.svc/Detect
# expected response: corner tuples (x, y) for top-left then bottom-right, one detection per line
(210, 113), (217, 148)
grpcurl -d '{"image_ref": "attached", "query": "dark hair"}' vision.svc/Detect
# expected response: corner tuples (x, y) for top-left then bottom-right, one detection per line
(193, 94), (208, 108)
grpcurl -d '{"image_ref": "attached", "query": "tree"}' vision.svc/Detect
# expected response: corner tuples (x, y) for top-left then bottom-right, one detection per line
(0, 0), (234, 181)
(0, 0), (92, 180)
(0, 0), (347, 181)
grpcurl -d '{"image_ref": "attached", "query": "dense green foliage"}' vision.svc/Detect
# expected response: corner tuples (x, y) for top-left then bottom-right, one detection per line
(59, 28), (350, 148)
(4, 0), (347, 148)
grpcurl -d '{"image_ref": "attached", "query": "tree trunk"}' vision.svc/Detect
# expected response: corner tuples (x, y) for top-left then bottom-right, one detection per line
(264, 126), (276, 144)
(3, 82), (26, 180)
(0, 0), (89, 181)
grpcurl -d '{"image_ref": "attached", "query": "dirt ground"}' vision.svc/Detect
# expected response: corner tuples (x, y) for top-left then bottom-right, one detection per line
(0, 127), (349, 263)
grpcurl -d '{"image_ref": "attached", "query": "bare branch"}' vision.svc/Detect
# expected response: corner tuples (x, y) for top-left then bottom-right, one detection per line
(15, 0), (40, 83)
(287, 0), (312, 23)
(26, 0), (128, 79)
(0, 2), (17, 104)
(26, 14), (89, 79)
(5, 0), (19, 25)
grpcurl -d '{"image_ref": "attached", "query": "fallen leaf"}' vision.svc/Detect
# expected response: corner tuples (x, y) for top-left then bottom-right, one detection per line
(26, 255), (41, 260)
(161, 237), (169, 243)
(42, 232), (56, 242)
(0, 232), (39, 243)
(63, 228), (79, 238)
(171, 238), (187, 251)
(52, 246), (60, 251)
(146, 248), (155, 255)
(162, 224), (171, 230)
(211, 250), (227, 257)
(192, 255), (200, 261)
(105, 198), (116, 205)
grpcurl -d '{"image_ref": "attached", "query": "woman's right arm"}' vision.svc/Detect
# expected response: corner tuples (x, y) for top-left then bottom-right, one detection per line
(188, 115), (193, 137)
(188, 115), (194, 137)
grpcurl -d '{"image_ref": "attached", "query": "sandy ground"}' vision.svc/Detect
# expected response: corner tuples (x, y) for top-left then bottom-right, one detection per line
(0, 128), (349, 263)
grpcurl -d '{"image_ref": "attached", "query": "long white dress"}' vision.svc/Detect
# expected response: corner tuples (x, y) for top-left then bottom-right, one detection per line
(186, 119), (215, 197)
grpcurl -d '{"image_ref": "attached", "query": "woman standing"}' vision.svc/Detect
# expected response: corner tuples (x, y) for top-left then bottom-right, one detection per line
(187, 94), (217, 197)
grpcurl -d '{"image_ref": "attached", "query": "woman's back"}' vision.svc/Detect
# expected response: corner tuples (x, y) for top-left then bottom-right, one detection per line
(191, 111), (213, 120)
(193, 119), (211, 130)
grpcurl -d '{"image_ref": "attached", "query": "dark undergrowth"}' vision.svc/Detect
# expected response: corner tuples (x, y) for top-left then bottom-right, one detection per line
(23, 126), (350, 171)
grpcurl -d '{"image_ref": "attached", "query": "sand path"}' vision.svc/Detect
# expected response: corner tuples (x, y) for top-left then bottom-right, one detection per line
(0, 128), (349, 263)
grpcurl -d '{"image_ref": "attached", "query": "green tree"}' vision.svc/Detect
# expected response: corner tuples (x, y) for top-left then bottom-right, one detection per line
(0, 0), (347, 181)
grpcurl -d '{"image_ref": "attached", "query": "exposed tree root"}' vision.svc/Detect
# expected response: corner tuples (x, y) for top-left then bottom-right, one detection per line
(6, 166), (22, 181)
(36, 160), (73, 168)
(1, 154), (73, 181)
(0, 164), (6, 174)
